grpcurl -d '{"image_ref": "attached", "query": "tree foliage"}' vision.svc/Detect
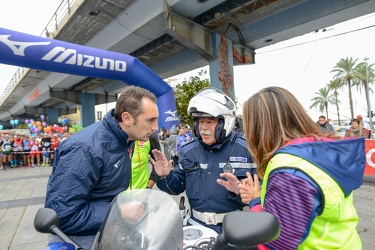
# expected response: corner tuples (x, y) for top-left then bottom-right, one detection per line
(327, 78), (342, 125)
(331, 57), (358, 119)
(174, 73), (210, 126)
(310, 87), (336, 119)
(311, 56), (375, 127)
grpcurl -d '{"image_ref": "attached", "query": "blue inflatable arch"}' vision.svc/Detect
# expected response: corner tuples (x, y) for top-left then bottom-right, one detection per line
(0, 27), (179, 129)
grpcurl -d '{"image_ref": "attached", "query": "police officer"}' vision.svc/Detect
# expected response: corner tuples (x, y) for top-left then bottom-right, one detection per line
(150, 87), (256, 233)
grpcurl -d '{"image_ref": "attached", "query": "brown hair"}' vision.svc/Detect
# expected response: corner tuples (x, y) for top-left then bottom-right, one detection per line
(350, 118), (360, 126)
(114, 85), (157, 122)
(242, 86), (340, 178)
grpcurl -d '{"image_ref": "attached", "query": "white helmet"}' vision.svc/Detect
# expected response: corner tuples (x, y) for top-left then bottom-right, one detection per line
(188, 87), (236, 142)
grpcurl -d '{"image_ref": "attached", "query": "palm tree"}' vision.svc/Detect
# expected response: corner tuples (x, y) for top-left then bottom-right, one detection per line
(353, 58), (375, 132)
(310, 87), (335, 120)
(331, 57), (358, 120)
(327, 78), (343, 125)
(353, 58), (375, 123)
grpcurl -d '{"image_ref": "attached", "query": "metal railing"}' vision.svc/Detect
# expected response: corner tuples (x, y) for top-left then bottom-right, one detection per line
(0, 0), (78, 106)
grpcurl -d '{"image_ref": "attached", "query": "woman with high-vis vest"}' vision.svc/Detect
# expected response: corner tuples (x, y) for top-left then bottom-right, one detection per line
(220, 86), (365, 249)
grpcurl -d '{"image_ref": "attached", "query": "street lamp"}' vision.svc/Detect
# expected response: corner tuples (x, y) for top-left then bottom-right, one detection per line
(364, 57), (373, 135)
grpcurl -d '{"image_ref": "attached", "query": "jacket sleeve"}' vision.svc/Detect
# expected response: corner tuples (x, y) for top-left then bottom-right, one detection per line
(261, 170), (322, 249)
(156, 164), (186, 195)
(45, 142), (108, 235)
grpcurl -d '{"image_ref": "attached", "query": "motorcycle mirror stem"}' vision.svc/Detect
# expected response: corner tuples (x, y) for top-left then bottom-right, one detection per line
(50, 225), (84, 250)
(34, 208), (84, 250)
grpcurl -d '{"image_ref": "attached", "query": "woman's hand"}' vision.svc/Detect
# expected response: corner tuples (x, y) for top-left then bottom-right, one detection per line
(149, 149), (173, 178)
(238, 172), (261, 204)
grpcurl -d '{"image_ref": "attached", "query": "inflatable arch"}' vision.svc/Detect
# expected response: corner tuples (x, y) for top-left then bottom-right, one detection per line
(0, 27), (179, 129)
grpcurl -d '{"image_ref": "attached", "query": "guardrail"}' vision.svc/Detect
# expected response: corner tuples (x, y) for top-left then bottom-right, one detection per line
(0, 0), (77, 106)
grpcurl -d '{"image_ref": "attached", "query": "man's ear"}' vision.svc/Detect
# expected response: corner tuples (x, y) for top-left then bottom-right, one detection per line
(122, 112), (132, 126)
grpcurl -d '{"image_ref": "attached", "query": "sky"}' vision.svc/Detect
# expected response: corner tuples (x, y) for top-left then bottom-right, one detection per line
(173, 12), (375, 122)
(1, 1), (375, 123)
(0, 0), (62, 87)
(233, 13), (375, 121)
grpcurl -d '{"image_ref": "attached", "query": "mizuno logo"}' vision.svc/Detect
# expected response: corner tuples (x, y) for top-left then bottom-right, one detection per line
(165, 116), (179, 122)
(164, 109), (179, 122)
(0, 35), (127, 72)
(114, 160), (120, 168)
(164, 110), (177, 117)
(0, 35), (50, 56)
(41, 47), (127, 72)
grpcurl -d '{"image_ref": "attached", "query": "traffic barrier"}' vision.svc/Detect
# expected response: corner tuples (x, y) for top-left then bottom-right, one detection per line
(1, 149), (57, 155)
(365, 140), (375, 176)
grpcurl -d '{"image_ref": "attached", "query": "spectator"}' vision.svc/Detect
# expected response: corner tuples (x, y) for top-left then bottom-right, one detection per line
(228, 86), (364, 249)
(1, 134), (12, 169)
(22, 134), (31, 168)
(36, 134), (43, 164)
(234, 115), (244, 133)
(0, 135), (3, 170)
(45, 86), (159, 249)
(167, 125), (178, 167)
(159, 128), (171, 160)
(357, 115), (371, 138)
(184, 124), (194, 139)
(157, 127), (167, 154)
(30, 136), (41, 167)
(50, 134), (60, 163)
(150, 87), (256, 234)
(41, 133), (52, 166)
(175, 124), (181, 132)
(357, 115), (371, 130)
(317, 115), (334, 133)
(176, 128), (191, 158)
(158, 127), (167, 141)
(345, 118), (368, 139)
(12, 134), (23, 169)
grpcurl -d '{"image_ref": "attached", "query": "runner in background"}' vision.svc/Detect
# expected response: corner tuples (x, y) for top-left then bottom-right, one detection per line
(41, 133), (52, 166)
(50, 134), (60, 165)
(22, 134), (32, 168)
(30, 136), (41, 167)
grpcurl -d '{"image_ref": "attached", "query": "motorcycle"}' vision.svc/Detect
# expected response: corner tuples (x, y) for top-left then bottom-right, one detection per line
(34, 189), (280, 249)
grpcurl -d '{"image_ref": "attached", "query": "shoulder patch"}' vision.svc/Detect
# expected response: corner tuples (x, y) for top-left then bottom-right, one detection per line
(234, 134), (247, 147)
(182, 137), (196, 146)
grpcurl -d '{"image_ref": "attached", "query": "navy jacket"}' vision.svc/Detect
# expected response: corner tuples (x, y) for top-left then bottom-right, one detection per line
(45, 109), (132, 236)
(156, 131), (256, 233)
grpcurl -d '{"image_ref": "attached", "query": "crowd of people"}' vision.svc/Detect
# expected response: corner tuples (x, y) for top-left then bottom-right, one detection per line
(0, 132), (70, 170)
(157, 123), (193, 167)
(317, 114), (373, 138)
(1, 85), (367, 249)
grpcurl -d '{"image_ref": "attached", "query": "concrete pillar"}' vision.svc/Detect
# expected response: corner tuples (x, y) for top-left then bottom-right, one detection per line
(80, 93), (95, 127)
(47, 108), (59, 124)
(209, 33), (235, 100)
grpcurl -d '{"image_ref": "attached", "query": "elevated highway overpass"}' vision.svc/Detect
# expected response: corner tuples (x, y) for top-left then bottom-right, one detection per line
(1, 0), (375, 126)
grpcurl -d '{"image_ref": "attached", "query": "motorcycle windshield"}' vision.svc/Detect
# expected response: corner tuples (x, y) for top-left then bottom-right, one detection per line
(91, 189), (183, 250)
